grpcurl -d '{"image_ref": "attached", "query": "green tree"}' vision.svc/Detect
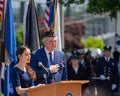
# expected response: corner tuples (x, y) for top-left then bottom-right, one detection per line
(81, 36), (104, 49)
(16, 25), (23, 47)
(60, 0), (120, 18)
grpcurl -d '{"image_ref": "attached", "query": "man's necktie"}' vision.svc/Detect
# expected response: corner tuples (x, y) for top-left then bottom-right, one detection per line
(49, 52), (53, 65)
(106, 57), (109, 62)
(49, 52), (55, 82)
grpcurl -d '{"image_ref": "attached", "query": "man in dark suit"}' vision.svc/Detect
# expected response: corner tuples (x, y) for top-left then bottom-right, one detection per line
(30, 30), (67, 85)
(96, 45), (119, 95)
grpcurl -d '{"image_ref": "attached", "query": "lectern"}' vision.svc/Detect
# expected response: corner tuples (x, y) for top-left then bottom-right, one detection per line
(27, 80), (89, 96)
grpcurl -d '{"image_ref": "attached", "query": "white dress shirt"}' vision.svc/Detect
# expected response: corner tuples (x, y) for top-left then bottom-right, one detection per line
(44, 47), (54, 65)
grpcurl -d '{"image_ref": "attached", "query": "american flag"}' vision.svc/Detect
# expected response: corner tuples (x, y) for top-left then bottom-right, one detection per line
(44, 0), (62, 50)
(44, 0), (54, 30)
(0, 0), (3, 20)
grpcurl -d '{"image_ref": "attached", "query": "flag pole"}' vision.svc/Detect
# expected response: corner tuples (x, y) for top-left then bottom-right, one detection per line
(53, 0), (57, 31)
(0, 69), (1, 95)
(53, 0), (62, 50)
(29, 0), (32, 3)
(60, 3), (64, 50)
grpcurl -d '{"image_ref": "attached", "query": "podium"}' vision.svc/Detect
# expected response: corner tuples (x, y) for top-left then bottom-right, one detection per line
(27, 80), (89, 96)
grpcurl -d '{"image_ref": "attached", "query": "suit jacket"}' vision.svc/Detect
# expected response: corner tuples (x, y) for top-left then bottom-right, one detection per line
(30, 47), (67, 85)
(79, 59), (92, 79)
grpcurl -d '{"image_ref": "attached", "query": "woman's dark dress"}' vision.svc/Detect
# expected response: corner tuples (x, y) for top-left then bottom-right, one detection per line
(11, 67), (33, 96)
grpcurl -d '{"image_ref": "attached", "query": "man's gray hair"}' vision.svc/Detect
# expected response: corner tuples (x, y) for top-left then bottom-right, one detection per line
(42, 36), (58, 42)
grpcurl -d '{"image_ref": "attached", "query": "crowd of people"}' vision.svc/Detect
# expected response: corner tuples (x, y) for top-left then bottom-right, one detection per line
(67, 45), (120, 96)
(0, 30), (120, 96)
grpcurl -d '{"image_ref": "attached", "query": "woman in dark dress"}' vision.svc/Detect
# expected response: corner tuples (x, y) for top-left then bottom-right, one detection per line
(11, 45), (45, 96)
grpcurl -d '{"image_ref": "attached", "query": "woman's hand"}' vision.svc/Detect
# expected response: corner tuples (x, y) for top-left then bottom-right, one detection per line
(35, 84), (45, 88)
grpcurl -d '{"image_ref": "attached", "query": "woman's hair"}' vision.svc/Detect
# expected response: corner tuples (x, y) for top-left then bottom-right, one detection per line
(25, 64), (36, 80)
(16, 45), (36, 80)
(16, 45), (28, 58)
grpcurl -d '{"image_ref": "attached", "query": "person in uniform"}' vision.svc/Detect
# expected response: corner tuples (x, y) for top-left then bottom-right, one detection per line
(113, 50), (120, 94)
(96, 45), (119, 96)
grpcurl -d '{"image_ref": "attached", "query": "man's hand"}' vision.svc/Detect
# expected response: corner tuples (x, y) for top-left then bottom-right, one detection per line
(49, 64), (60, 73)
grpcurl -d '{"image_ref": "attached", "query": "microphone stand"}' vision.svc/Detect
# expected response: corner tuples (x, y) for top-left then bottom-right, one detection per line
(43, 73), (47, 84)
(38, 62), (49, 84)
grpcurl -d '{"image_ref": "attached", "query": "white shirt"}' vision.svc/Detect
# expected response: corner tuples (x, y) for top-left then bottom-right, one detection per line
(105, 57), (110, 62)
(73, 67), (78, 74)
(44, 47), (54, 65)
(80, 59), (85, 65)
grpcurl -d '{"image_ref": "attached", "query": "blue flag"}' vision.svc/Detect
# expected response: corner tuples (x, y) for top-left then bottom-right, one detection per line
(4, 0), (17, 96)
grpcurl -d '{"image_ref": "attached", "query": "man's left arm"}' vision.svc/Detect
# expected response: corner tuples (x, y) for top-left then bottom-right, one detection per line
(61, 54), (68, 80)
(111, 60), (119, 90)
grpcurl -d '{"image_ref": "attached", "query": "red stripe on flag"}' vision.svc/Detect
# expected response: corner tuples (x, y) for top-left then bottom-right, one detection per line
(44, 17), (49, 24)
(0, 7), (3, 10)
(44, 1), (51, 29)
(0, 0), (3, 17)
(46, 10), (50, 16)
(0, 1), (3, 4)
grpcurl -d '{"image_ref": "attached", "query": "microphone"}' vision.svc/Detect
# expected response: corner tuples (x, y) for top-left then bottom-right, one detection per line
(38, 62), (48, 74)
(38, 62), (48, 84)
